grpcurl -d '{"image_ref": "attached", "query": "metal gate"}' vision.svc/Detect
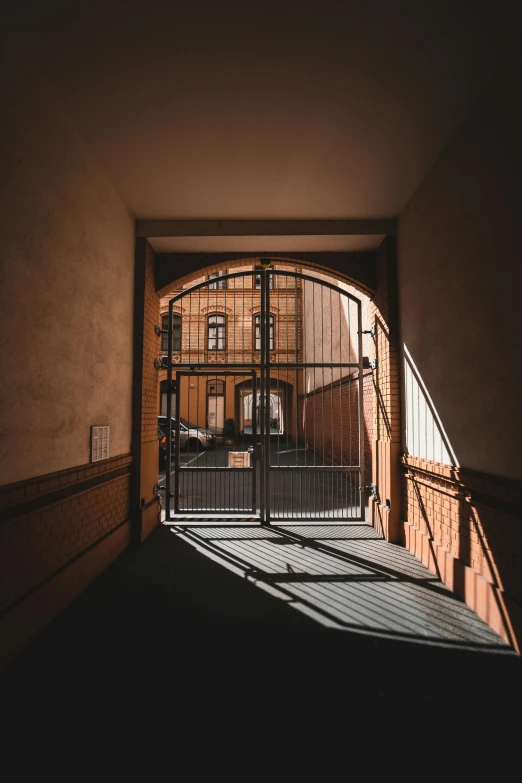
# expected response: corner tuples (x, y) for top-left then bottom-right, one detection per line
(163, 262), (366, 523)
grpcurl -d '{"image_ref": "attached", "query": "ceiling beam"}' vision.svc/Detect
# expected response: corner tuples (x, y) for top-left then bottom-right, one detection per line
(135, 218), (397, 238)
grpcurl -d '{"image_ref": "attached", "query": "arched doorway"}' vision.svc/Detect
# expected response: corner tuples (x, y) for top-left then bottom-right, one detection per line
(162, 262), (369, 524)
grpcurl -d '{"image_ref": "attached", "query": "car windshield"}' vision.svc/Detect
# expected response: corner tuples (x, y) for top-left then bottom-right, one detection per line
(180, 417), (198, 429)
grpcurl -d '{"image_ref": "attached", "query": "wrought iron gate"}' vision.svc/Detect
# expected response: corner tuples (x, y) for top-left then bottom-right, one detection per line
(163, 262), (366, 523)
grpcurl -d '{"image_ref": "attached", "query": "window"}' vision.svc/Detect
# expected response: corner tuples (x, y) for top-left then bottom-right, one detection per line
(208, 270), (227, 289)
(207, 379), (225, 394)
(208, 314), (226, 350)
(254, 314), (274, 351)
(161, 314), (182, 352)
(254, 267), (273, 289)
(159, 381), (177, 418)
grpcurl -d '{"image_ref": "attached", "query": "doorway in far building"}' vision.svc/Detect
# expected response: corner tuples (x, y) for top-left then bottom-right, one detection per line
(206, 378), (225, 434)
(241, 390), (283, 435)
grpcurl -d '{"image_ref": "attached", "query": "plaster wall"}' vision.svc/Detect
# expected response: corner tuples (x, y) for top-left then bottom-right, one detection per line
(0, 42), (135, 485)
(398, 43), (522, 480)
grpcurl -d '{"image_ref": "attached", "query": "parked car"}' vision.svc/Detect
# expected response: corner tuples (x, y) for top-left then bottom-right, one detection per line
(158, 415), (216, 452)
(158, 426), (167, 470)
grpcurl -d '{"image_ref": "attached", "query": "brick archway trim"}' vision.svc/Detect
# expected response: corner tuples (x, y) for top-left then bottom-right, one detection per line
(155, 251), (376, 299)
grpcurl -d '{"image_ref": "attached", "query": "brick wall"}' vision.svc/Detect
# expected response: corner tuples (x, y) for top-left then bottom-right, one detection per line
(300, 371), (373, 487)
(143, 241), (161, 444)
(369, 236), (401, 540)
(402, 455), (522, 652)
(159, 263), (302, 367)
(133, 239), (162, 540)
(0, 454), (132, 667)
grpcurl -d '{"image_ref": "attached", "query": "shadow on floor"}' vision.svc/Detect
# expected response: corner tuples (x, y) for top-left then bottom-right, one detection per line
(2, 522), (522, 771)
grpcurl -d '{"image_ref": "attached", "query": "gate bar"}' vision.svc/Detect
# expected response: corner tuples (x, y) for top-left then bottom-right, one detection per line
(263, 263), (272, 525)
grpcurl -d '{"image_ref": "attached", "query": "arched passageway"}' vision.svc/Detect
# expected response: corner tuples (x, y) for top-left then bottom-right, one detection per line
(148, 257), (385, 525)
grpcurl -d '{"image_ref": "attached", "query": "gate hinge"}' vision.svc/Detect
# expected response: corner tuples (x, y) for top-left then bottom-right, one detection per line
(154, 324), (168, 336)
(365, 483), (390, 510)
(154, 357), (169, 369)
(365, 483), (378, 498)
(363, 357), (377, 370)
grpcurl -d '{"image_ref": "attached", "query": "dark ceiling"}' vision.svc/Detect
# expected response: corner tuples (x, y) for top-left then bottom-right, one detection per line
(4, 0), (521, 251)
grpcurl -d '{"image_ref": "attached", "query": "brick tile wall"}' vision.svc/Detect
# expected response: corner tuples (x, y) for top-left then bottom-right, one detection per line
(300, 372), (373, 486)
(0, 454), (132, 617)
(142, 240), (161, 445)
(402, 454), (522, 651)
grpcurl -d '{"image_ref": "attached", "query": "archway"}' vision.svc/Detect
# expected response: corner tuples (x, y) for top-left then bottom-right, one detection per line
(136, 239), (399, 540)
(158, 263), (372, 523)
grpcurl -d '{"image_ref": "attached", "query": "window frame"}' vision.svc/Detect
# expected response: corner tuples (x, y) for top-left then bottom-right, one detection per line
(207, 313), (226, 351)
(161, 313), (182, 352)
(208, 270), (228, 289)
(254, 313), (275, 351)
(254, 267), (274, 289)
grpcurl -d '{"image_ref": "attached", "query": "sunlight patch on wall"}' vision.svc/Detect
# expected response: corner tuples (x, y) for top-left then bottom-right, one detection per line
(404, 345), (458, 466)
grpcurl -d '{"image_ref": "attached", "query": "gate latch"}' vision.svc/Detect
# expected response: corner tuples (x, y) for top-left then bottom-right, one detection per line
(248, 444), (262, 460)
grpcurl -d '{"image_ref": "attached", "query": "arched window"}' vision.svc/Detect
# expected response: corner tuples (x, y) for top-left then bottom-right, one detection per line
(254, 314), (274, 351)
(206, 379), (225, 395)
(161, 313), (182, 352)
(208, 314), (226, 350)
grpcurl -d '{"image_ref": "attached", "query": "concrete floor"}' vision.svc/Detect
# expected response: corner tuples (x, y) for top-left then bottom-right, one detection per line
(2, 520), (521, 772)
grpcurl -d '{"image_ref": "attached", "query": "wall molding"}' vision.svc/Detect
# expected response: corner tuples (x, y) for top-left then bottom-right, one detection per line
(0, 454), (132, 523)
(0, 520), (131, 670)
(402, 521), (521, 652)
(300, 369), (373, 399)
(401, 455), (522, 519)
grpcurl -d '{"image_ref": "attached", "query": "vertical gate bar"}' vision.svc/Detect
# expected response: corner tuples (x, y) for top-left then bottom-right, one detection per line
(313, 284), (316, 476)
(206, 287), (211, 511)
(251, 370), (256, 516)
(259, 269), (265, 523)
(294, 272), (299, 517)
(338, 293), (343, 517)
(313, 354), (316, 520)
(283, 277), (290, 519)
(166, 300), (173, 519)
(283, 273), (287, 518)
(174, 370), (182, 514)
(197, 366), (201, 512)
(264, 264), (271, 525)
(348, 299), (352, 474)
(303, 284), (308, 519)
(330, 287), (334, 517)
(189, 286), (193, 365)
(321, 280), (326, 467)
(357, 299), (365, 519)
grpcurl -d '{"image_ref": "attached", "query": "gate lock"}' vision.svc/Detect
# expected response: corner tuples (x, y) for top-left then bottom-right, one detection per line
(248, 444), (262, 460)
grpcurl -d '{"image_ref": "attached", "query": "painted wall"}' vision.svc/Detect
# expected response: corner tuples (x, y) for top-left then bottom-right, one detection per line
(398, 43), (522, 481)
(0, 41), (135, 485)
